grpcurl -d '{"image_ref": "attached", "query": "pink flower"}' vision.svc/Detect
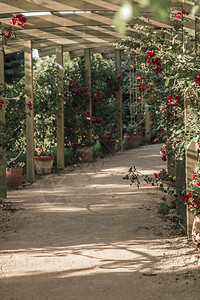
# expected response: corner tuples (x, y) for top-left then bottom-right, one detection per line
(86, 111), (90, 118)
(95, 119), (102, 124)
(162, 155), (167, 161)
(73, 80), (79, 86)
(0, 99), (4, 111)
(147, 50), (155, 57)
(27, 101), (33, 110)
(83, 87), (89, 92)
(72, 89), (80, 94)
(195, 74), (200, 85)
(117, 75), (121, 80)
(175, 12), (182, 18)
(154, 173), (158, 179)
(105, 132), (110, 139)
(161, 168), (166, 175)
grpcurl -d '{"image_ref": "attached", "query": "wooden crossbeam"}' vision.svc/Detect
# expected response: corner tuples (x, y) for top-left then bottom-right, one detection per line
(0, 0), (121, 14)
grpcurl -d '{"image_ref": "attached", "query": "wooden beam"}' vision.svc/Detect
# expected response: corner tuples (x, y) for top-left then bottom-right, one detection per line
(84, 48), (92, 141)
(0, 12), (114, 29)
(69, 46), (113, 58)
(56, 45), (64, 169)
(0, 45), (7, 199)
(24, 40), (34, 183)
(0, 0), (121, 14)
(145, 104), (151, 143)
(115, 49), (122, 150)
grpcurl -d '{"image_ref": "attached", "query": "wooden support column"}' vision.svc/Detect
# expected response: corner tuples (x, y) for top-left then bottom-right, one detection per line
(183, 0), (197, 237)
(176, 160), (186, 220)
(185, 143), (198, 236)
(84, 49), (92, 141)
(145, 104), (151, 143)
(115, 49), (122, 150)
(24, 41), (34, 183)
(0, 45), (6, 198)
(56, 46), (64, 169)
(184, 90), (198, 236)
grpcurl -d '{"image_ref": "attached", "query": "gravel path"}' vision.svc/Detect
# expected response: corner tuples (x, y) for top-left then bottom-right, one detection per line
(0, 144), (199, 300)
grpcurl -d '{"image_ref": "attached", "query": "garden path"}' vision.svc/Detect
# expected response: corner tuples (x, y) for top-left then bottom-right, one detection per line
(0, 144), (200, 300)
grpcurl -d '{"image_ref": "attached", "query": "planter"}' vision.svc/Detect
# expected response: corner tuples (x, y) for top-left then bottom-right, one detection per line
(101, 139), (116, 154)
(34, 156), (54, 175)
(6, 168), (23, 190)
(124, 134), (142, 149)
(192, 214), (200, 245)
(77, 146), (94, 162)
(162, 180), (176, 187)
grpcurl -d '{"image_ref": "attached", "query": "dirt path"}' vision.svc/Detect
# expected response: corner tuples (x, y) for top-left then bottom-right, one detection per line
(0, 144), (199, 300)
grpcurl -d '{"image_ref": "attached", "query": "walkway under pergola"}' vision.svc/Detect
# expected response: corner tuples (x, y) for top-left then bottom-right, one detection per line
(0, 0), (199, 235)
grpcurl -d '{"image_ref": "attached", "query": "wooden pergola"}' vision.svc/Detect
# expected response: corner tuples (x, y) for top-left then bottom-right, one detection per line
(0, 0), (198, 235)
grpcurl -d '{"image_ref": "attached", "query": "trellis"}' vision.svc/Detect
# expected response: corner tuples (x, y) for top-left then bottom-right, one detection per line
(0, 0), (199, 236)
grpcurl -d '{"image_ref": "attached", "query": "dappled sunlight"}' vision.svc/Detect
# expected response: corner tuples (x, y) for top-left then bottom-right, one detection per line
(0, 237), (194, 280)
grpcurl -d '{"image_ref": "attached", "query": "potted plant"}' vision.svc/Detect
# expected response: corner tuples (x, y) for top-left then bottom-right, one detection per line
(34, 146), (54, 175)
(100, 130), (116, 154)
(6, 160), (25, 189)
(182, 171), (200, 245)
(123, 123), (142, 149)
(76, 132), (95, 162)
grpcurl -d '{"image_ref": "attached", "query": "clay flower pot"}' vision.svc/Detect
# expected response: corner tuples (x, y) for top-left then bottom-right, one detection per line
(124, 134), (142, 149)
(101, 139), (116, 154)
(34, 156), (54, 175)
(192, 214), (200, 245)
(77, 146), (94, 162)
(6, 168), (23, 189)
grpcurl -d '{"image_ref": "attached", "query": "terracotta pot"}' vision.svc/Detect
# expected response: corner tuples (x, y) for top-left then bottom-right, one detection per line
(124, 134), (142, 149)
(192, 214), (200, 245)
(34, 156), (54, 175)
(101, 139), (116, 154)
(77, 146), (94, 162)
(6, 168), (23, 190)
(162, 180), (176, 187)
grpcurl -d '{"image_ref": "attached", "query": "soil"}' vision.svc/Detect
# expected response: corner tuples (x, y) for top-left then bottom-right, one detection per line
(0, 144), (199, 300)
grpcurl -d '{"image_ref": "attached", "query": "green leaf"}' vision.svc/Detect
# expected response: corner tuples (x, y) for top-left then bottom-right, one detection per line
(191, 5), (200, 15)
(113, 12), (127, 36)
(139, 0), (151, 7)
(165, 78), (170, 87)
(150, 0), (170, 21)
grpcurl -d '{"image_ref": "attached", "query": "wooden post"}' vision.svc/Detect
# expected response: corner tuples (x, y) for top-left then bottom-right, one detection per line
(145, 104), (151, 143)
(0, 45), (6, 198)
(185, 143), (198, 236)
(176, 160), (186, 220)
(56, 46), (64, 169)
(115, 49), (122, 150)
(184, 89), (198, 236)
(24, 41), (34, 183)
(183, 0), (197, 237)
(84, 49), (92, 141)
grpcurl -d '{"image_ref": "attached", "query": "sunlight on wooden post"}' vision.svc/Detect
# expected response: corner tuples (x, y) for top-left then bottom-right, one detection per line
(176, 160), (186, 220)
(84, 49), (92, 141)
(145, 104), (151, 143)
(183, 0), (197, 237)
(56, 46), (64, 169)
(24, 41), (34, 183)
(0, 45), (7, 198)
(184, 90), (198, 236)
(115, 49), (122, 150)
